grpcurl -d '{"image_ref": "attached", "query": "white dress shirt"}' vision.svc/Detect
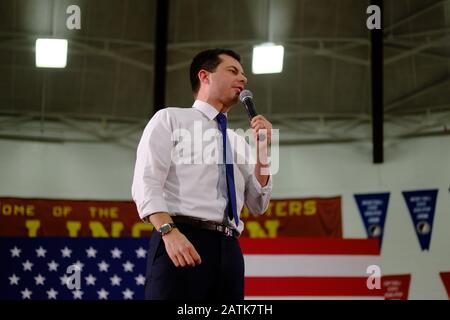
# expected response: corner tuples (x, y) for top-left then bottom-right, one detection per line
(131, 100), (272, 234)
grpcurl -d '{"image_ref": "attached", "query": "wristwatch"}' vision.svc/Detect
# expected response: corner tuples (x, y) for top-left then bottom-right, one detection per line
(157, 223), (176, 236)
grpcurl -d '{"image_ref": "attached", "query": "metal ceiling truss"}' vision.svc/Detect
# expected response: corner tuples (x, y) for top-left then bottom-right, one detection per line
(1, 109), (450, 148)
(1, 1), (450, 148)
(385, 75), (450, 113)
(1, 30), (448, 72)
(2, 34), (448, 83)
(384, 0), (450, 35)
(0, 112), (145, 149)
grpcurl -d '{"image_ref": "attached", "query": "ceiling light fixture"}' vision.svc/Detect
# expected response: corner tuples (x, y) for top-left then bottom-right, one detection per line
(252, 42), (284, 74)
(35, 38), (68, 68)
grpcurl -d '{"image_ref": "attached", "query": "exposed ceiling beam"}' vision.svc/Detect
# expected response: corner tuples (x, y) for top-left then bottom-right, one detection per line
(392, 27), (450, 39)
(57, 116), (137, 149)
(0, 31), (370, 50)
(0, 109), (144, 123)
(384, 0), (450, 34)
(332, 41), (369, 53)
(70, 41), (154, 72)
(2, 110), (450, 147)
(384, 35), (450, 65)
(384, 41), (450, 62)
(276, 118), (318, 134)
(0, 133), (66, 143)
(385, 75), (450, 113)
(385, 104), (450, 117)
(58, 116), (110, 140)
(395, 116), (450, 138)
(0, 31), (154, 50)
(288, 43), (369, 67)
(0, 115), (34, 130)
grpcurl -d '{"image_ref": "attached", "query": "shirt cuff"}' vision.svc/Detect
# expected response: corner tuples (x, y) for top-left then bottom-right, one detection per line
(137, 197), (170, 222)
(251, 174), (272, 194)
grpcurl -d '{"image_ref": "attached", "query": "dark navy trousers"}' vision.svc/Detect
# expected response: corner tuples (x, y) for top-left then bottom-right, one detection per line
(144, 223), (245, 300)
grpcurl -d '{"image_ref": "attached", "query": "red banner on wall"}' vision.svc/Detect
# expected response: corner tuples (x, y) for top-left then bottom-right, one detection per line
(439, 272), (450, 299)
(382, 274), (411, 300)
(0, 197), (147, 237)
(0, 196), (342, 238)
(240, 197), (342, 237)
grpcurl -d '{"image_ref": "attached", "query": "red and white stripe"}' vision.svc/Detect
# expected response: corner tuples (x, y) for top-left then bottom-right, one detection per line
(241, 238), (383, 300)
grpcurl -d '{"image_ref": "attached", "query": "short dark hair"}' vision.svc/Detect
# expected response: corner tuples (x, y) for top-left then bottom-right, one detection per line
(189, 48), (241, 94)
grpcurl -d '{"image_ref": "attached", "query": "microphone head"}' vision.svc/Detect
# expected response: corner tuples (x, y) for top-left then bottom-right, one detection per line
(239, 89), (253, 102)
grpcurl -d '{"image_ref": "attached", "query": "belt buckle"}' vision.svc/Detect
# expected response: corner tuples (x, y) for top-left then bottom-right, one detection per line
(214, 223), (235, 237)
(215, 224), (228, 236)
(224, 226), (233, 237)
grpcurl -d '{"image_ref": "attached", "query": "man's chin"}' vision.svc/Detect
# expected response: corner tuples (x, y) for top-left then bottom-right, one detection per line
(230, 96), (239, 106)
(221, 96), (239, 111)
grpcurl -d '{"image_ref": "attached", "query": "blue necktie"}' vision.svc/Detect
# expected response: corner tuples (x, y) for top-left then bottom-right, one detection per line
(216, 113), (239, 226)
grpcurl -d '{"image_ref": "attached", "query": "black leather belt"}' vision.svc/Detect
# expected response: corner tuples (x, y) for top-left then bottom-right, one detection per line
(172, 216), (240, 238)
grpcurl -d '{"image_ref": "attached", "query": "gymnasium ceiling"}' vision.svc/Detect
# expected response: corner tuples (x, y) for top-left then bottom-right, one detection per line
(0, 0), (449, 146)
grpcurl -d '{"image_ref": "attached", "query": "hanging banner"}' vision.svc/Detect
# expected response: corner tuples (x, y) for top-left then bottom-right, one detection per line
(240, 197), (342, 238)
(402, 189), (438, 251)
(382, 274), (411, 300)
(0, 198), (149, 238)
(0, 196), (342, 238)
(439, 272), (450, 299)
(354, 193), (390, 248)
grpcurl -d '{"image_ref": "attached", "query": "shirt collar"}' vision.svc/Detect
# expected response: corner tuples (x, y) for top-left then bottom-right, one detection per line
(192, 100), (227, 121)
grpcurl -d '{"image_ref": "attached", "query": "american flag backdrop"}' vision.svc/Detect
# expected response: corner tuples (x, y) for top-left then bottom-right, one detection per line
(1, 237), (382, 300)
(241, 238), (383, 299)
(0, 237), (147, 300)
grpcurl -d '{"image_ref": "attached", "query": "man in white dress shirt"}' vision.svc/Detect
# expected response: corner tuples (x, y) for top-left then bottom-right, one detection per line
(132, 48), (273, 300)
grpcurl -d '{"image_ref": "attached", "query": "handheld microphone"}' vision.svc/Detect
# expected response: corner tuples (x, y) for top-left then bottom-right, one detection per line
(239, 90), (266, 141)
(239, 89), (257, 119)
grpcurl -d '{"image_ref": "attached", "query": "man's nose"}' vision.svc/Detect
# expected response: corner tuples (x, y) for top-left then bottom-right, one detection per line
(239, 74), (248, 85)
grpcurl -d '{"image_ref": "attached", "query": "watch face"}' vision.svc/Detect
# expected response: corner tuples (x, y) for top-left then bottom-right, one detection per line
(159, 224), (172, 234)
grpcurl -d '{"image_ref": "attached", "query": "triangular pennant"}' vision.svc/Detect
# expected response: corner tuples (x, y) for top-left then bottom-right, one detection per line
(402, 189), (438, 251)
(354, 193), (390, 248)
(439, 272), (450, 299)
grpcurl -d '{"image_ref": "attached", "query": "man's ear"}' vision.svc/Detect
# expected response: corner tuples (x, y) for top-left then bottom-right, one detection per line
(198, 70), (209, 85)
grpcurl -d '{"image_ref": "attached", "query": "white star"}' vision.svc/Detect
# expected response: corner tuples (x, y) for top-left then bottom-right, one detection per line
(135, 247), (147, 258)
(10, 246), (21, 258)
(48, 260), (59, 271)
(72, 260), (84, 272)
(72, 290), (84, 300)
(97, 288), (109, 300)
(135, 274), (146, 286)
(9, 274), (20, 285)
(85, 274), (97, 286)
(122, 261), (134, 272)
(98, 261), (109, 272)
(35, 246), (47, 257)
(86, 246), (97, 258)
(122, 288), (134, 300)
(111, 247), (122, 259)
(22, 260), (33, 271)
(60, 274), (70, 287)
(34, 274), (46, 285)
(110, 274), (122, 286)
(47, 288), (58, 299)
(61, 246), (72, 258)
(21, 288), (32, 299)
